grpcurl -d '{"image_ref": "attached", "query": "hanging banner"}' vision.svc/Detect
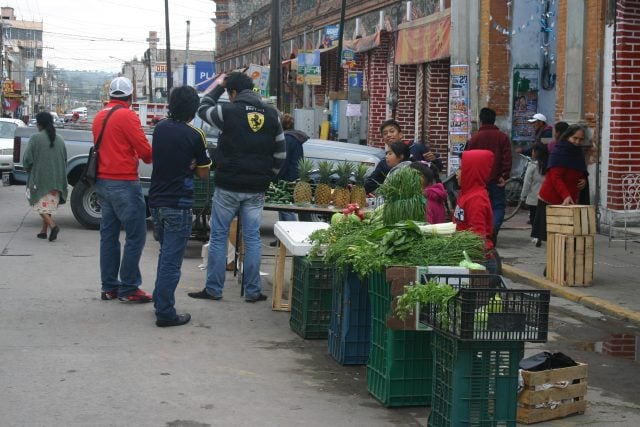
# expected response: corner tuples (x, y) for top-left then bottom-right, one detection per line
(247, 64), (270, 97)
(511, 67), (540, 144)
(296, 50), (322, 86)
(323, 25), (340, 48)
(448, 65), (471, 173)
(395, 11), (451, 65)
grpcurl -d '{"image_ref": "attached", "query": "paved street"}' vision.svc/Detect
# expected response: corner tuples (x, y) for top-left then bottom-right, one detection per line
(1, 183), (639, 426)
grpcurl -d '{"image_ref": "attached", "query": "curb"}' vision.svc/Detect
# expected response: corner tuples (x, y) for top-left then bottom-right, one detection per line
(502, 264), (640, 326)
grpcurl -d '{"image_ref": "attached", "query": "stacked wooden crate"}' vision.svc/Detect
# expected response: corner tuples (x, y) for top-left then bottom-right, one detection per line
(546, 205), (596, 286)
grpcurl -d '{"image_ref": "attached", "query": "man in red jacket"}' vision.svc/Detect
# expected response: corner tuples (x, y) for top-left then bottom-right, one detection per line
(465, 107), (512, 245)
(93, 76), (154, 303)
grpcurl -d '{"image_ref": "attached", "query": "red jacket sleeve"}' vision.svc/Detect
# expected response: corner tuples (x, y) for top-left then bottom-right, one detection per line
(123, 111), (152, 164)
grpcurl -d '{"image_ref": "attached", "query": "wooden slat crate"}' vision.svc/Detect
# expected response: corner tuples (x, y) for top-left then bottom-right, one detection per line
(517, 363), (588, 424)
(546, 233), (594, 286)
(546, 205), (596, 236)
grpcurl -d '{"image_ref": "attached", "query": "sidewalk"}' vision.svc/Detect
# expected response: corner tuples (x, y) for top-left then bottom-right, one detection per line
(498, 210), (640, 325)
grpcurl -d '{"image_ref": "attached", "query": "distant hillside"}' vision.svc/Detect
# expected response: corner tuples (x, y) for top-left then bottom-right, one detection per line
(57, 70), (117, 103)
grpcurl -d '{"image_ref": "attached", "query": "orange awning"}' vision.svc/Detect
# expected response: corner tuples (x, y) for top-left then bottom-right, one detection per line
(395, 10), (451, 65)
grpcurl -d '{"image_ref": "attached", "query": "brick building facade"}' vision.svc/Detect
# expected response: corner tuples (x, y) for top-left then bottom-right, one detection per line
(214, 0), (640, 225)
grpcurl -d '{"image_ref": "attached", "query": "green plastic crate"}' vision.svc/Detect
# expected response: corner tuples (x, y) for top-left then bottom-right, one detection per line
(193, 171), (215, 209)
(428, 332), (524, 427)
(289, 256), (335, 339)
(366, 269), (433, 407)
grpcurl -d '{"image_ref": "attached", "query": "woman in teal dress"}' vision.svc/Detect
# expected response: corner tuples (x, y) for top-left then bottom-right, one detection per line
(23, 112), (68, 241)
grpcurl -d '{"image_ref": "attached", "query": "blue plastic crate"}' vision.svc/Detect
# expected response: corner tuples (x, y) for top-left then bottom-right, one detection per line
(328, 270), (371, 365)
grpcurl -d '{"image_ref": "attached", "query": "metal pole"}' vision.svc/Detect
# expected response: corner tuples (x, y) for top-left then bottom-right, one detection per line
(269, 0), (281, 107)
(334, 0), (347, 92)
(165, 0), (173, 95)
(184, 20), (190, 86)
(0, 20), (4, 118)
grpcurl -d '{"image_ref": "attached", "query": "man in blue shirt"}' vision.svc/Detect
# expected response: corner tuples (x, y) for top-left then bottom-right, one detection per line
(149, 85), (212, 327)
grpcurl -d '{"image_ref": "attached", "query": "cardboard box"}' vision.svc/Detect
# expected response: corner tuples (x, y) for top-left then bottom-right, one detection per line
(546, 205), (596, 236)
(517, 363), (588, 424)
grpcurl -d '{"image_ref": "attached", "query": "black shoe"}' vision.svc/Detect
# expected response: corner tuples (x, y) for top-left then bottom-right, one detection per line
(245, 293), (268, 303)
(536, 239), (542, 247)
(269, 240), (278, 247)
(49, 226), (60, 242)
(156, 313), (191, 327)
(37, 232), (47, 239)
(188, 289), (222, 300)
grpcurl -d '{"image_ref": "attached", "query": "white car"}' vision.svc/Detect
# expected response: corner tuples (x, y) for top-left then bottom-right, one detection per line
(0, 118), (27, 175)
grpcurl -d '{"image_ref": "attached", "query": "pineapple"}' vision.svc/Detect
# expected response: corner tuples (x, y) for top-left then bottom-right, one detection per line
(293, 158), (314, 204)
(350, 163), (368, 207)
(333, 161), (354, 208)
(314, 161), (333, 206)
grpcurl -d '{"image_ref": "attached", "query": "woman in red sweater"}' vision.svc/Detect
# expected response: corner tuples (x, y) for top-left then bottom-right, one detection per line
(531, 124), (588, 244)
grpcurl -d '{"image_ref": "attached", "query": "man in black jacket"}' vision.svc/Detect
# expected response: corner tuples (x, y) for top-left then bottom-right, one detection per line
(190, 72), (285, 302)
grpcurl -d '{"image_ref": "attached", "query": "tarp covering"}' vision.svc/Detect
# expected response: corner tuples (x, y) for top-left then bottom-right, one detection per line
(395, 11), (451, 65)
(343, 32), (382, 53)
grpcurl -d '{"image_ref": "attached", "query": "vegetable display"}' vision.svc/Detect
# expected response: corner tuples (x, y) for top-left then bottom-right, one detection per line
(309, 218), (485, 278)
(376, 167), (426, 225)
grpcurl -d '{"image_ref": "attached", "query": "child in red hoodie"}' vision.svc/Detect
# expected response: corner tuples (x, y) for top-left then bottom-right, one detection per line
(453, 150), (499, 273)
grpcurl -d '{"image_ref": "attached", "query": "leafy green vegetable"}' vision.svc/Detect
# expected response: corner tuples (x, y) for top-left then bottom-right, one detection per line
(395, 280), (458, 324)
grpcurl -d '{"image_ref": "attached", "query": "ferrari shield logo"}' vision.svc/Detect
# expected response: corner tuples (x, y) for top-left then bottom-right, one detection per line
(247, 112), (265, 132)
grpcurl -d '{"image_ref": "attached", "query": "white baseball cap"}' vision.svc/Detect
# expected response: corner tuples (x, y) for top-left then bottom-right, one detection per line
(109, 76), (133, 98)
(528, 113), (547, 123)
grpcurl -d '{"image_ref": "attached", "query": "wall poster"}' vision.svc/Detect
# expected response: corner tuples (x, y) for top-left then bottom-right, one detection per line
(511, 67), (539, 145)
(448, 64), (471, 173)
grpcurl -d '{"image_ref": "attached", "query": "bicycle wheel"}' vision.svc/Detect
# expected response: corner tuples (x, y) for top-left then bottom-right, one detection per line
(503, 178), (524, 221)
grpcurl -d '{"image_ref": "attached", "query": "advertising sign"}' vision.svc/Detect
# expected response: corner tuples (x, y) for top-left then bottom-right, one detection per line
(511, 67), (539, 144)
(195, 62), (215, 86)
(296, 50), (321, 86)
(155, 62), (167, 78)
(247, 64), (270, 96)
(448, 65), (471, 173)
(324, 25), (340, 48)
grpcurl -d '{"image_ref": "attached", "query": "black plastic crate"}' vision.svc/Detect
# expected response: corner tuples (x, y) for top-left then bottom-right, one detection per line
(419, 284), (550, 342)
(328, 270), (371, 365)
(289, 256), (335, 339)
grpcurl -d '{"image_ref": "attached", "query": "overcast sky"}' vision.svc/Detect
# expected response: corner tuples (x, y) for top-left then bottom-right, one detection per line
(10, 0), (216, 72)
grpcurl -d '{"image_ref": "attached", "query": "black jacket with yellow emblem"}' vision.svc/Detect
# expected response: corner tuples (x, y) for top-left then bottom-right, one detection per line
(198, 86), (285, 193)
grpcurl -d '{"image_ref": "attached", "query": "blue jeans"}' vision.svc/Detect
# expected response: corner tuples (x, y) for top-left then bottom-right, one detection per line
(151, 207), (192, 321)
(95, 179), (147, 297)
(487, 182), (506, 237)
(206, 187), (265, 299)
(278, 211), (298, 221)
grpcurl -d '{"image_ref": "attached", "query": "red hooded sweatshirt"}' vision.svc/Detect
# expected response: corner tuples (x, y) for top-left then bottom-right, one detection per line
(453, 150), (495, 251)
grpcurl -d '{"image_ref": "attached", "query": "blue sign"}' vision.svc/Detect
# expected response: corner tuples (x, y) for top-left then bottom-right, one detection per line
(195, 61), (216, 86)
(348, 71), (363, 88)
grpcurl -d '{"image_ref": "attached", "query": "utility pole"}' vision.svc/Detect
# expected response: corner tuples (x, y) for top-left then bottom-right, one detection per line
(184, 20), (190, 86)
(269, 0), (281, 110)
(335, 0), (347, 92)
(165, 0), (173, 96)
(0, 19), (4, 118)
